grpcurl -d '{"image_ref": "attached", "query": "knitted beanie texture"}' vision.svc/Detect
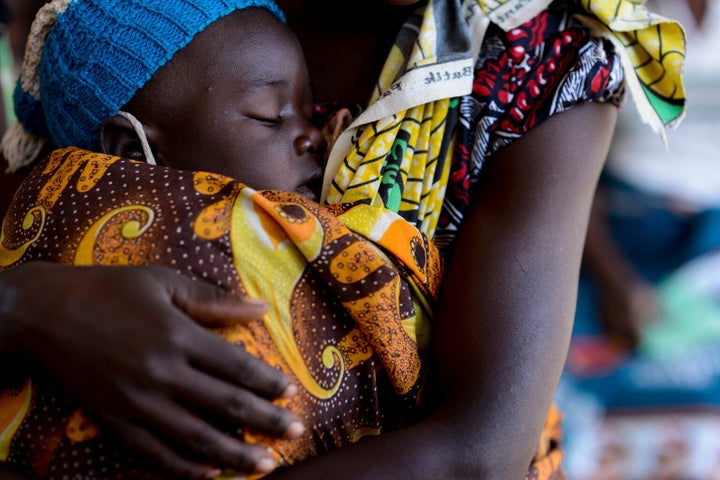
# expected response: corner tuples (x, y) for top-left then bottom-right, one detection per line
(4, 0), (284, 170)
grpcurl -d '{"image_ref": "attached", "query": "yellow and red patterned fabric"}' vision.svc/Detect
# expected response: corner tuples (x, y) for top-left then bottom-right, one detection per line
(325, 0), (685, 248)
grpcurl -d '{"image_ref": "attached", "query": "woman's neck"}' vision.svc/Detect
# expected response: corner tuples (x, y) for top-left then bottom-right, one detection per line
(278, 0), (417, 103)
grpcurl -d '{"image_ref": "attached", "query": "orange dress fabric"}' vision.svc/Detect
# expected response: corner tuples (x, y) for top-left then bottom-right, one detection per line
(0, 147), (563, 479)
(0, 147), (441, 478)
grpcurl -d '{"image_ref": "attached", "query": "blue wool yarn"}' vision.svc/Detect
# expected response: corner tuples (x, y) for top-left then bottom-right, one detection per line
(14, 0), (285, 151)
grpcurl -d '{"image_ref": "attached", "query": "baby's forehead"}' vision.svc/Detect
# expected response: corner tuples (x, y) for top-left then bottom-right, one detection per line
(185, 8), (296, 63)
(202, 7), (291, 43)
(130, 7), (305, 111)
(155, 9), (294, 76)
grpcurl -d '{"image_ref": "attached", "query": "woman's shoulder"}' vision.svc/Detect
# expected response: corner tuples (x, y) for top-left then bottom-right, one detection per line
(468, 1), (626, 154)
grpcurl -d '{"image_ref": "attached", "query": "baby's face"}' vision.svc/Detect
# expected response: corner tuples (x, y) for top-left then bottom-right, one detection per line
(127, 8), (326, 201)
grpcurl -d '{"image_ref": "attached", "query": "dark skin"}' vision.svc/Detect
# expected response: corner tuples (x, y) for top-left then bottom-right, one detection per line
(263, 100), (615, 480)
(0, 263), (294, 477)
(103, 9), (326, 200)
(0, 1), (617, 478)
(96, 12), (331, 472)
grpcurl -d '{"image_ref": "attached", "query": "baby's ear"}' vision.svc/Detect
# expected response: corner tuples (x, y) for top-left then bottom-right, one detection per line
(97, 115), (154, 161)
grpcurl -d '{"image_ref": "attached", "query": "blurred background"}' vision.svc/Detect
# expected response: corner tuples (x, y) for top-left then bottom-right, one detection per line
(557, 1), (720, 479)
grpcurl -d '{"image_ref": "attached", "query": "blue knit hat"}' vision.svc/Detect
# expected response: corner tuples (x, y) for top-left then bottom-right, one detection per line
(2, 0), (285, 172)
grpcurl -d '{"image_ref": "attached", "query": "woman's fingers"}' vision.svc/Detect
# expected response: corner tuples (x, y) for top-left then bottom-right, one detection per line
(151, 265), (298, 402)
(1, 263), (299, 475)
(182, 325), (295, 400)
(170, 363), (304, 439)
(112, 421), (221, 479)
(158, 267), (270, 328)
(112, 397), (278, 478)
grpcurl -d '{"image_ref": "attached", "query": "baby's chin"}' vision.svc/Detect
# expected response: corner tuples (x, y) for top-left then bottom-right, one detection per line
(294, 184), (320, 203)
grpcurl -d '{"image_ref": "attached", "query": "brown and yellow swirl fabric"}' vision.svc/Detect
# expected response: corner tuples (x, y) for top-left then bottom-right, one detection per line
(0, 147), (442, 479)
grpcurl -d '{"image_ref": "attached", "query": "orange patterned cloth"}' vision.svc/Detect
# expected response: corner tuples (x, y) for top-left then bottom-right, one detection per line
(0, 147), (564, 479)
(0, 147), (441, 478)
(526, 404), (566, 480)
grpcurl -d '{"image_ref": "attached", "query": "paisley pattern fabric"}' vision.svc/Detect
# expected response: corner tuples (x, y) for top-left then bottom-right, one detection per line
(0, 147), (441, 479)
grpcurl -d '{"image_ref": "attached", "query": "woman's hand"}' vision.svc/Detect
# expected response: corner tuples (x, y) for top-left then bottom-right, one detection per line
(0, 263), (304, 479)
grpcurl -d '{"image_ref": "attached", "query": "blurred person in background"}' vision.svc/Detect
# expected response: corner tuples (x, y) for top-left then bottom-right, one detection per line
(560, 1), (720, 478)
(575, 0), (720, 352)
(0, 1), (45, 216)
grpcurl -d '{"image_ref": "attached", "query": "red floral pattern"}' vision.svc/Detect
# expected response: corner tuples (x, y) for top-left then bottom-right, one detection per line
(435, 3), (625, 250)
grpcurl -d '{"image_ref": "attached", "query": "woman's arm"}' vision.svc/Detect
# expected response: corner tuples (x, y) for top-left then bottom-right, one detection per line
(0, 263), (303, 478)
(267, 101), (617, 479)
